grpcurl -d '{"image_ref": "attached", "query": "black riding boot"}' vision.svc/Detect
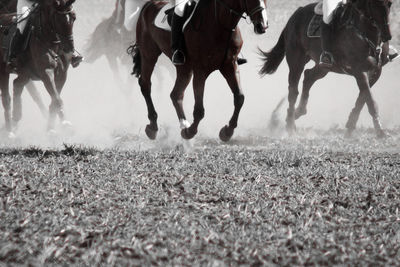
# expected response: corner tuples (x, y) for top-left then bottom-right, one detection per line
(388, 44), (399, 62)
(320, 22), (334, 67)
(171, 13), (185, 65)
(6, 30), (23, 73)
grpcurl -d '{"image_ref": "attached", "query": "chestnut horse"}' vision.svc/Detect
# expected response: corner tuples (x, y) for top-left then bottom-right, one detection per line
(260, 0), (393, 138)
(130, 0), (268, 141)
(0, 0), (77, 137)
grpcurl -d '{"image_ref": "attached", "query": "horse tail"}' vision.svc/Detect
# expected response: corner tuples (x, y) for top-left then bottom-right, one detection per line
(259, 28), (286, 75)
(127, 44), (141, 77)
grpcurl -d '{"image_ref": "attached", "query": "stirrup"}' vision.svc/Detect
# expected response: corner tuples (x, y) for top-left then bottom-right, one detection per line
(388, 45), (399, 62)
(71, 55), (84, 68)
(237, 58), (247, 65)
(172, 50), (185, 65)
(319, 51), (334, 67)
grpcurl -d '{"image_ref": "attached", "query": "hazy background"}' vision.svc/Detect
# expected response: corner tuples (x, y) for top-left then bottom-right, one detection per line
(3, 0), (400, 147)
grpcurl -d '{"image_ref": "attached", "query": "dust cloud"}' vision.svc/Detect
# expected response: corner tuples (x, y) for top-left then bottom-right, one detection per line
(2, 0), (399, 147)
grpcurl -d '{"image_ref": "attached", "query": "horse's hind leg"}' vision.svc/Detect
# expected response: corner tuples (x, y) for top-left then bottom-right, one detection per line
(295, 65), (328, 120)
(170, 67), (193, 129)
(0, 73), (11, 134)
(12, 75), (30, 129)
(181, 72), (207, 140)
(140, 51), (161, 140)
(218, 63), (244, 142)
(286, 55), (307, 134)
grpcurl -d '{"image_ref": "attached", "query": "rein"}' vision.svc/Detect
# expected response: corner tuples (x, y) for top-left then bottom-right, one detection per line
(214, 0), (264, 23)
(343, 3), (384, 55)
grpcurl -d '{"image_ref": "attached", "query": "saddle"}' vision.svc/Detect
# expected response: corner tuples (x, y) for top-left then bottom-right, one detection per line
(307, 2), (351, 38)
(1, 12), (34, 63)
(154, 1), (198, 32)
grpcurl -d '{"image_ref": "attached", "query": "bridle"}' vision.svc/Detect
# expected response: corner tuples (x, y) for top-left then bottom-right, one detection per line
(214, 0), (265, 23)
(49, 6), (75, 46)
(346, 0), (391, 63)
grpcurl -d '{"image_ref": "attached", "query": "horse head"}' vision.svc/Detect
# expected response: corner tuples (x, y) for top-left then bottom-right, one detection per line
(48, 0), (77, 53)
(365, 0), (393, 42)
(241, 0), (268, 34)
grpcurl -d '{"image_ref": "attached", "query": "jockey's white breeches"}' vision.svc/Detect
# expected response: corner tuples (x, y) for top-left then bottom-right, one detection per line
(171, 0), (198, 17)
(17, 0), (35, 33)
(323, 0), (347, 24)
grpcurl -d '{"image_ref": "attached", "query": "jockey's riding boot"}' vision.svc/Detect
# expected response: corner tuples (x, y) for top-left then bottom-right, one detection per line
(388, 45), (399, 62)
(71, 53), (84, 68)
(237, 58), (248, 65)
(171, 13), (185, 65)
(320, 22), (334, 68)
(6, 30), (23, 73)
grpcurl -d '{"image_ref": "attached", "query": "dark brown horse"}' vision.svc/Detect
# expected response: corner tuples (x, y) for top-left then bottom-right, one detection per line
(0, 0), (77, 138)
(130, 0), (268, 141)
(260, 0), (393, 138)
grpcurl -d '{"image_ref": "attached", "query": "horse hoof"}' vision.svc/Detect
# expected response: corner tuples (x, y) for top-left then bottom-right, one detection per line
(145, 125), (158, 140)
(181, 127), (197, 140)
(344, 130), (353, 139)
(294, 108), (306, 120)
(377, 130), (389, 139)
(7, 132), (16, 139)
(61, 120), (74, 136)
(219, 126), (234, 142)
(61, 120), (73, 127)
(286, 124), (296, 136)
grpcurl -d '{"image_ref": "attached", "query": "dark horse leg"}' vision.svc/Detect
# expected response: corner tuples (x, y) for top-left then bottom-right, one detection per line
(347, 72), (386, 138)
(346, 70), (384, 137)
(295, 65), (328, 120)
(140, 48), (161, 140)
(219, 62), (245, 142)
(181, 72), (208, 140)
(12, 75), (30, 129)
(42, 70), (64, 132)
(170, 67), (193, 130)
(286, 53), (308, 134)
(0, 71), (11, 135)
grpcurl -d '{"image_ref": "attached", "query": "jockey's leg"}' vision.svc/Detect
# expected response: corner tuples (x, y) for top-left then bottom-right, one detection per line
(7, 0), (33, 72)
(6, 30), (23, 73)
(319, 22), (334, 67)
(171, 1), (187, 65)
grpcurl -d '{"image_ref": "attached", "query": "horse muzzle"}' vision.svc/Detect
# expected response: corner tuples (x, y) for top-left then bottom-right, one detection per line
(254, 22), (267, 35)
(382, 23), (392, 43)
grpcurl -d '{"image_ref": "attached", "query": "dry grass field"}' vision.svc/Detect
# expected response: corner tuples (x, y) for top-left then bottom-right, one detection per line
(1, 0), (400, 266)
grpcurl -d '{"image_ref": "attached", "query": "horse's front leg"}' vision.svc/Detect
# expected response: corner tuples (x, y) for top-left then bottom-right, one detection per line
(352, 72), (386, 138)
(41, 68), (64, 132)
(181, 72), (207, 140)
(346, 69), (382, 137)
(218, 62), (244, 142)
(55, 66), (73, 131)
(12, 75), (30, 130)
(0, 73), (12, 136)
(170, 67), (193, 130)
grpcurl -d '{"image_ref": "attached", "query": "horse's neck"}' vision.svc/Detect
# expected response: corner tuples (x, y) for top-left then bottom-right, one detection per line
(350, 2), (381, 45)
(199, 0), (243, 34)
(34, 8), (58, 45)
